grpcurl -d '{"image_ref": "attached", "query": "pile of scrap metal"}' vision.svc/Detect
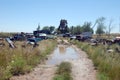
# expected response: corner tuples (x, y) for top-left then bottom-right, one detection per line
(10, 32), (34, 41)
(5, 38), (16, 48)
(47, 35), (57, 39)
(98, 37), (120, 45)
(27, 38), (42, 47)
(1, 31), (50, 48)
(75, 32), (92, 41)
(113, 37), (120, 45)
(9, 32), (26, 41)
(5, 37), (40, 48)
(70, 36), (76, 40)
(1, 29), (58, 48)
(62, 33), (71, 37)
(27, 33), (47, 46)
(89, 39), (98, 46)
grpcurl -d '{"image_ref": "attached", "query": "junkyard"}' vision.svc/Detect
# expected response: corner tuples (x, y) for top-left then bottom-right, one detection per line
(1, 0), (120, 80)
(0, 19), (120, 80)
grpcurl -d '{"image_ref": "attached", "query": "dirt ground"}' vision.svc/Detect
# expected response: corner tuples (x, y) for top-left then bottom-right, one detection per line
(70, 45), (96, 80)
(10, 39), (96, 80)
(10, 65), (57, 80)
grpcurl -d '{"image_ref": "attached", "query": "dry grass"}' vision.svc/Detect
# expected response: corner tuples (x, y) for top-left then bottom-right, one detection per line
(0, 39), (57, 80)
(0, 32), (16, 38)
(70, 40), (120, 80)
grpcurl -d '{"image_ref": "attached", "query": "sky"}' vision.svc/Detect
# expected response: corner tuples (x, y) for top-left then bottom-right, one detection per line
(0, 0), (120, 33)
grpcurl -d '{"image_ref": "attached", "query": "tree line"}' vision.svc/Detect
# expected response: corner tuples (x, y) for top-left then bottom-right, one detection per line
(36, 17), (114, 35)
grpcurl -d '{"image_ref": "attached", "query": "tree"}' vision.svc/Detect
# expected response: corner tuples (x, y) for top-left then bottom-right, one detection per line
(69, 25), (83, 35)
(96, 17), (106, 35)
(37, 24), (40, 31)
(107, 19), (113, 38)
(76, 25), (82, 34)
(42, 26), (49, 30)
(49, 26), (55, 33)
(82, 22), (93, 33)
(96, 26), (105, 35)
(73, 25), (82, 35)
(42, 26), (55, 34)
(41, 26), (51, 34)
(69, 26), (74, 34)
(58, 19), (69, 34)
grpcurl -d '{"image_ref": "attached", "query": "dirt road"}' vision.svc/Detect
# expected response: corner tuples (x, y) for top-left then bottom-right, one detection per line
(10, 65), (57, 80)
(10, 39), (96, 80)
(71, 45), (96, 80)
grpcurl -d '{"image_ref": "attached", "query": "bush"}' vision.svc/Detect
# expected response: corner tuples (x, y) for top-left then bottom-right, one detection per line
(53, 62), (73, 80)
(56, 62), (71, 74)
(10, 56), (28, 75)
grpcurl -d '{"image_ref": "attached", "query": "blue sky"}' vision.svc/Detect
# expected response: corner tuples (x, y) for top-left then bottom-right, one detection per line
(0, 0), (120, 33)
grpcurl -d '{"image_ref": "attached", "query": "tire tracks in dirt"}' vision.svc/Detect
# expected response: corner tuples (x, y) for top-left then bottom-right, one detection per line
(10, 39), (96, 80)
(70, 45), (96, 80)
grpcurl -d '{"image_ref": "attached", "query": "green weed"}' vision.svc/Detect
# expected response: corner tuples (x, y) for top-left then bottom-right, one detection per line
(53, 62), (73, 80)
(72, 40), (120, 80)
(0, 39), (57, 80)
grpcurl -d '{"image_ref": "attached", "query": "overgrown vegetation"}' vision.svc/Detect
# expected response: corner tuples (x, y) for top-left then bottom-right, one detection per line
(53, 62), (73, 80)
(0, 39), (57, 80)
(0, 32), (16, 38)
(71, 40), (120, 80)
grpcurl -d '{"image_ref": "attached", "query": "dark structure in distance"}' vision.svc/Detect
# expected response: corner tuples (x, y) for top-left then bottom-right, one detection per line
(58, 19), (69, 34)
